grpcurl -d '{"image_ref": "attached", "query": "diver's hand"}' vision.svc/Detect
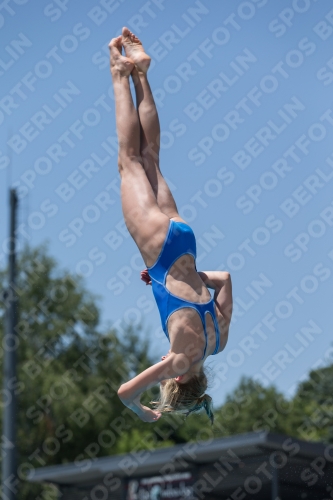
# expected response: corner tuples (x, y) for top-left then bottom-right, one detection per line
(140, 269), (152, 285)
(119, 394), (161, 422)
(137, 405), (162, 423)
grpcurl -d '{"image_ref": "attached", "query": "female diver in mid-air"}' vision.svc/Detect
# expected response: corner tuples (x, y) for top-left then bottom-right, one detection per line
(110, 27), (233, 424)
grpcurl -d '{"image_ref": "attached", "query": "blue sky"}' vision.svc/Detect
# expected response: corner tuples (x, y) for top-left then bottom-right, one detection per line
(1, 0), (333, 407)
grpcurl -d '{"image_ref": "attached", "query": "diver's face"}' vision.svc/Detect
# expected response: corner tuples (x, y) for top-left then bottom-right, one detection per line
(160, 356), (190, 385)
(160, 350), (190, 385)
(160, 374), (190, 386)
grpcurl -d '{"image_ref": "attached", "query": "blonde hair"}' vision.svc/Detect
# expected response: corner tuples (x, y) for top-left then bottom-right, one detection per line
(150, 369), (214, 425)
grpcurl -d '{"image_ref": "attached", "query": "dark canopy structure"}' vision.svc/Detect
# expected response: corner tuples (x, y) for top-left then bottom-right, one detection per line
(27, 431), (333, 499)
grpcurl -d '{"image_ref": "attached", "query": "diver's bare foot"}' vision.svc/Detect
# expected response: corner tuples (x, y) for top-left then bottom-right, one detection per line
(109, 36), (134, 77)
(122, 27), (151, 74)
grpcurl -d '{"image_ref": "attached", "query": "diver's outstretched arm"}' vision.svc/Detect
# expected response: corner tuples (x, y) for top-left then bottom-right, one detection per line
(118, 353), (189, 422)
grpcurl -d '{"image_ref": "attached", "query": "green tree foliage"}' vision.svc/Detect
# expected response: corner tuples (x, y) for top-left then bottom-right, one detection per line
(0, 244), (176, 500)
(213, 368), (333, 443)
(213, 377), (293, 437)
(290, 363), (333, 443)
(176, 370), (333, 443)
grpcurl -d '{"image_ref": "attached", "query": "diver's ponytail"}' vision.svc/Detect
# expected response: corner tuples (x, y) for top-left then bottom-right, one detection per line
(202, 394), (214, 425)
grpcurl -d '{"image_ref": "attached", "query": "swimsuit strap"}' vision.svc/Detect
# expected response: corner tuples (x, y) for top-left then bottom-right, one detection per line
(201, 300), (221, 358)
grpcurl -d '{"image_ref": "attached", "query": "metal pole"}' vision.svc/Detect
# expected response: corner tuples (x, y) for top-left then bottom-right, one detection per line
(2, 188), (18, 500)
(271, 467), (280, 500)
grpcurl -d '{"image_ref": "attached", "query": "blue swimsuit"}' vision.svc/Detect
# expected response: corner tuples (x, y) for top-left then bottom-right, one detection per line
(147, 220), (220, 360)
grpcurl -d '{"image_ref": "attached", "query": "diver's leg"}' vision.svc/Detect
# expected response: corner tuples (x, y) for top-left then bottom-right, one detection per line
(109, 36), (170, 267)
(122, 27), (182, 220)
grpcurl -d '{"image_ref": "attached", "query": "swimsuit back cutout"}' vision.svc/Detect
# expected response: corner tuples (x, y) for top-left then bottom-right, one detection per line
(147, 220), (220, 360)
